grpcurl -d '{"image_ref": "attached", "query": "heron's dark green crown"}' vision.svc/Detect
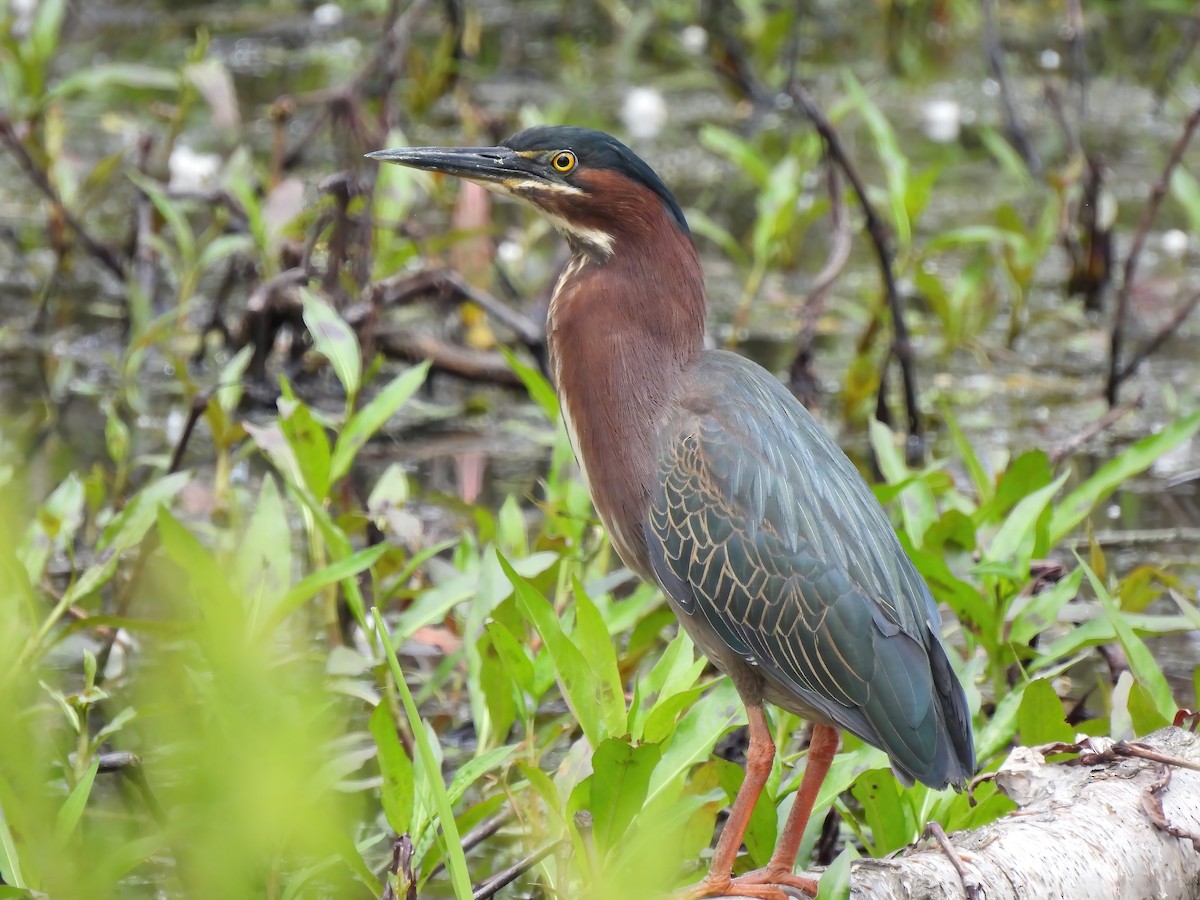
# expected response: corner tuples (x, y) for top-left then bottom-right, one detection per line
(505, 126), (689, 234)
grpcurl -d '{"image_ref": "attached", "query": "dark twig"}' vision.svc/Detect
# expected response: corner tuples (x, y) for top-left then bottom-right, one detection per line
(471, 840), (561, 900)
(1048, 393), (1142, 465)
(426, 811), (512, 881)
(798, 160), (852, 343)
(368, 267), (545, 350)
(1141, 764), (1200, 851)
(783, 77), (923, 448)
(131, 134), (160, 313)
(1032, 736), (1200, 774)
(0, 116), (127, 280)
(167, 393), (212, 475)
(374, 331), (524, 386)
(790, 160), (852, 408)
(923, 821), (983, 900)
(1107, 103), (1200, 405)
(381, 835), (417, 900)
(1114, 286), (1200, 386)
(980, 0), (1042, 177)
(1063, 0), (1087, 119)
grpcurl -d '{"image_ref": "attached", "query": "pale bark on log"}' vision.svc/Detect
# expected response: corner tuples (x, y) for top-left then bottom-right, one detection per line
(714, 727), (1200, 900)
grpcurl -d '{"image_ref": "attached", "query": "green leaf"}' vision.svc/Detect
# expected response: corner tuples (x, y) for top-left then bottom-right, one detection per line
(984, 450), (1053, 525)
(264, 544), (386, 632)
(498, 347), (558, 421)
(1050, 410), (1200, 544)
(1081, 560), (1176, 723)
(54, 757), (100, 843)
(301, 288), (361, 401)
(97, 472), (190, 553)
(235, 476), (292, 617)
(851, 768), (913, 855)
(374, 609), (472, 900)
(330, 360), (431, 483)
(31, 0), (67, 64)
(128, 171), (196, 267)
(648, 678), (744, 804)
(587, 738), (662, 855)
(0, 805), (25, 889)
(1009, 567), (1084, 646)
(815, 844), (858, 900)
(941, 405), (991, 503)
(984, 471), (1068, 566)
(572, 579), (627, 738)
(48, 63), (181, 101)
(699, 125), (772, 186)
(368, 704), (414, 834)
(1016, 679), (1073, 746)
(500, 554), (603, 747)
(277, 393), (332, 500)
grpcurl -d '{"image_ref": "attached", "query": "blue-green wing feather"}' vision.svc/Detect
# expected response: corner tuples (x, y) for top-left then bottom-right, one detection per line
(646, 352), (974, 788)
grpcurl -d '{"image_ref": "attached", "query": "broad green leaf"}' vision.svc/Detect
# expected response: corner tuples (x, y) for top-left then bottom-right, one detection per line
(1082, 560), (1176, 722)
(277, 394), (332, 500)
(815, 845), (857, 900)
(1016, 679), (1073, 746)
(984, 471), (1068, 566)
(851, 768), (913, 855)
(302, 288), (361, 400)
(572, 579), (626, 737)
(501, 554), (602, 747)
(984, 450), (1052, 525)
(642, 685), (706, 745)
(397, 551), (558, 643)
(19, 472), (85, 581)
(31, 0), (67, 64)
(648, 678), (743, 803)
(1009, 567), (1084, 646)
(588, 739), (662, 854)
(236, 476), (291, 617)
(330, 361), (430, 482)
(97, 472), (190, 553)
(368, 704), (414, 834)
(54, 757), (99, 843)
(1050, 410), (1200, 544)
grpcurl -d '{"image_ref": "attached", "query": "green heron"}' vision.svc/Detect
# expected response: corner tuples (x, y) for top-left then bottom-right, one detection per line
(370, 127), (975, 898)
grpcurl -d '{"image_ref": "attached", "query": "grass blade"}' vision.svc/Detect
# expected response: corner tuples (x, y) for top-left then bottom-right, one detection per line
(374, 609), (472, 900)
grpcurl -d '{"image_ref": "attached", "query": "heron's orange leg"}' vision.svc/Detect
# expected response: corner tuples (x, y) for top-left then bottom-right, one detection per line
(679, 704), (775, 899)
(766, 723), (839, 874)
(682, 723), (839, 899)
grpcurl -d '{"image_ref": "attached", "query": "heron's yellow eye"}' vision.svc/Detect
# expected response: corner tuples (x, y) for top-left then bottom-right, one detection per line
(551, 151), (577, 173)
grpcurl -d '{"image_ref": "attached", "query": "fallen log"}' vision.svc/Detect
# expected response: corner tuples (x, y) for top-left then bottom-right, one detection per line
(713, 727), (1200, 900)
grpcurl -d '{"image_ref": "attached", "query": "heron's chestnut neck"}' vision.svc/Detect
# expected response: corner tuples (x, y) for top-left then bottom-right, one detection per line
(545, 185), (706, 576)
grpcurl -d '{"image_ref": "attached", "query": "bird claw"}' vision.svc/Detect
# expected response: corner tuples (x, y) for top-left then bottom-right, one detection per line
(677, 868), (819, 900)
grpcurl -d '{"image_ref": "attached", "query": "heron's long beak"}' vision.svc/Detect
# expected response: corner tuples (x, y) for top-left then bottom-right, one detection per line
(366, 145), (542, 187)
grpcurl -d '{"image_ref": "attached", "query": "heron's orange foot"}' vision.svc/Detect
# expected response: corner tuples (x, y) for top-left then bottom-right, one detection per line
(678, 869), (819, 900)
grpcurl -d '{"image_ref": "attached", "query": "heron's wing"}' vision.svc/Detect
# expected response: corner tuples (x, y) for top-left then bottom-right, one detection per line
(645, 352), (973, 787)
